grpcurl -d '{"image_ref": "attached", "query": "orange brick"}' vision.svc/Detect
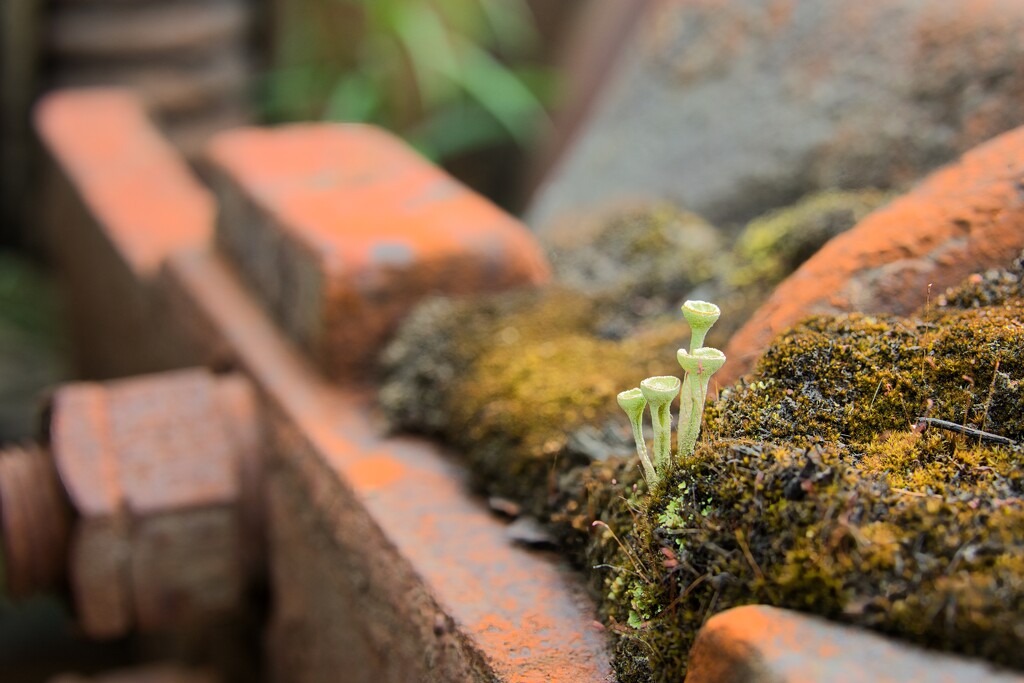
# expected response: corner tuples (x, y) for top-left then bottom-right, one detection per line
(35, 88), (213, 277)
(206, 124), (551, 380)
(686, 605), (1024, 683)
(34, 88), (214, 376)
(724, 124), (1024, 384)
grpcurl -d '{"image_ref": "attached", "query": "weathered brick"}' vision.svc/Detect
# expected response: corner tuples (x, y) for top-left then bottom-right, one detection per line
(163, 248), (611, 682)
(34, 88), (214, 376)
(685, 605), (1024, 683)
(50, 369), (257, 637)
(205, 124), (551, 380)
(35, 88), (213, 277)
(723, 123), (1024, 384)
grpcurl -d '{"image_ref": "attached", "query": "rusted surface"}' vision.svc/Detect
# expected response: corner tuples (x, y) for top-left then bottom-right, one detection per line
(131, 508), (242, 631)
(724, 123), (1024, 384)
(102, 370), (240, 513)
(685, 605), (1024, 683)
(164, 247), (614, 682)
(51, 383), (121, 517)
(205, 123), (551, 379)
(47, 369), (260, 638)
(0, 444), (71, 597)
(39, 88), (604, 677)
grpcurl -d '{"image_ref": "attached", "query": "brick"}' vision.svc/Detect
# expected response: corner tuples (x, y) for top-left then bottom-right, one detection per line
(205, 124), (551, 379)
(163, 248), (611, 682)
(50, 369), (258, 637)
(34, 88), (214, 376)
(723, 124), (1024, 384)
(685, 605), (1024, 683)
(35, 88), (213, 278)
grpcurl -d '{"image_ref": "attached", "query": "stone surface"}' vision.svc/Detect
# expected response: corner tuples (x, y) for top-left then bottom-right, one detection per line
(685, 605), (1024, 683)
(723, 121), (1024, 384)
(528, 0), (1024, 232)
(206, 123), (551, 380)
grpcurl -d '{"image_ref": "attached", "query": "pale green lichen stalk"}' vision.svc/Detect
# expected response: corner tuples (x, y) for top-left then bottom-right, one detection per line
(676, 347), (726, 459)
(640, 376), (681, 475)
(617, 388), (655, 483)
(617, 300), (725, 485)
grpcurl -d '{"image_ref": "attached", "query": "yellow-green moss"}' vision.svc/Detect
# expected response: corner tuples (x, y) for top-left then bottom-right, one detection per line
(728, 189), (892, 290)
(381, 286), (690, 508)
(607, 262), (1024, 682)
(380, 250), (1024, 683)
(709, 302), (1024, 447)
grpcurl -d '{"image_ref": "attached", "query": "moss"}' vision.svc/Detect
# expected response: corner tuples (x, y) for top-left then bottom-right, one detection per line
(381, 286), (688, 510)
(608, 435), (1024, 682)
(545, 202), (722, 305)
(381, 242), (1024, 681)
(608, 259), (1024, 681)
(709, 302), (1024, 447)
(727, 189), (892, 291)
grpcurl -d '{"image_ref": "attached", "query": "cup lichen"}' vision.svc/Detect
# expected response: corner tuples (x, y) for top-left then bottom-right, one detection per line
(639, 376), (682, 475)
(620, 301), (725, 484)
(617, 388), (655, 483)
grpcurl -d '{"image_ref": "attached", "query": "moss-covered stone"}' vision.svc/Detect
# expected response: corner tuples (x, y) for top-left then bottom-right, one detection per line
(728, 189), (892, 291)
(380, 223), (1024, 682)
(607, 257), (1024, 682)
(544, 202), (722, 304)
(380, 285), (689, 510)
(610, 438), (1024, 681)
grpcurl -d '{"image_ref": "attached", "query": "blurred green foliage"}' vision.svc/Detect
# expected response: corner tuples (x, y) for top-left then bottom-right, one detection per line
(263, 0), (554, 162)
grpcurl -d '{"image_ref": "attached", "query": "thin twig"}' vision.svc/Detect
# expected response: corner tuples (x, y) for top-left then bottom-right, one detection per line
(914, 417), (1017, 447)
(734, 529), (764, 581)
